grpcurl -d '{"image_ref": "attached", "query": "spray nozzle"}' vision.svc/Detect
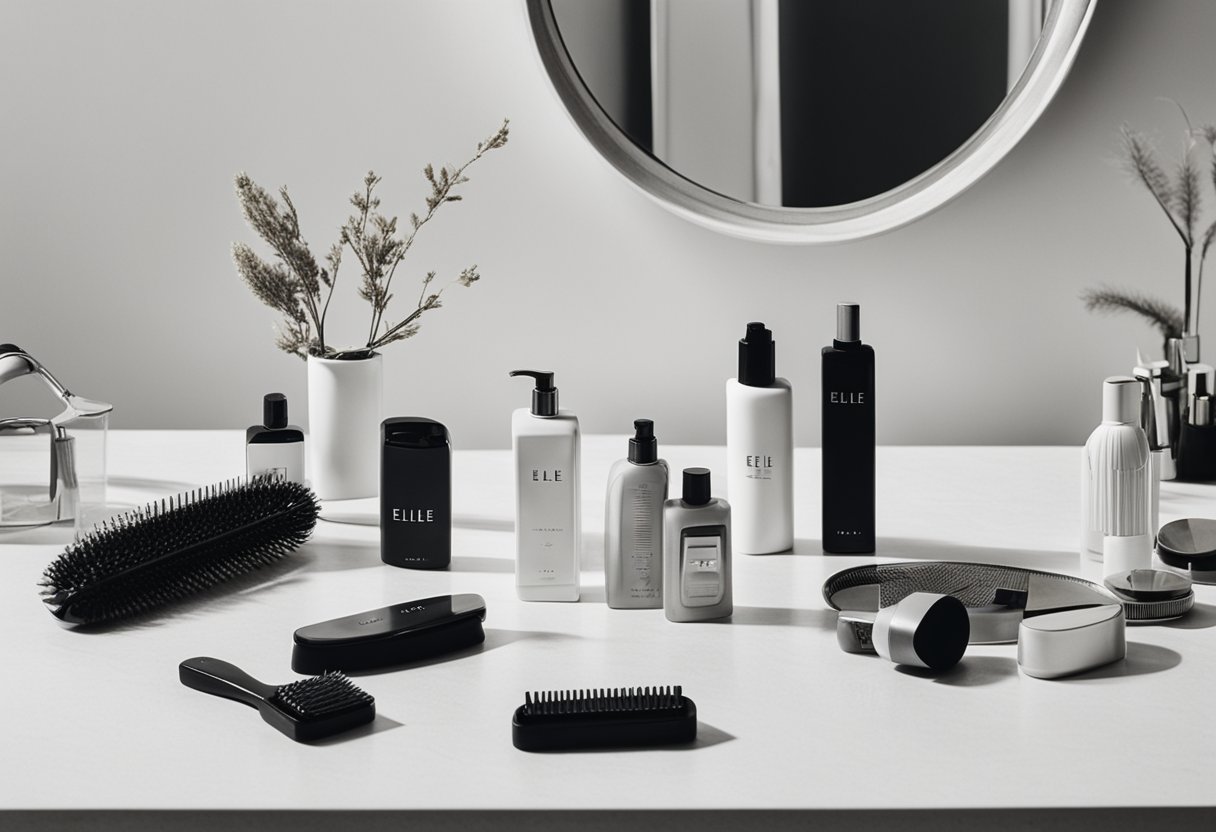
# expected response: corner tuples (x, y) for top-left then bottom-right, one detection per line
(628, 418), (658, 464)
(509, 369), (559, 417)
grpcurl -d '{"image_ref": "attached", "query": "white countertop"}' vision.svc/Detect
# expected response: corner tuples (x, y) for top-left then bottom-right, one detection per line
(3, 431), (1215, 812)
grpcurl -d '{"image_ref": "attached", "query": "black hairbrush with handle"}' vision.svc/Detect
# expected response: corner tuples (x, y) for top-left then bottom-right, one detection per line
(179, 657), (375, 742)
(40, 477), (319, 625)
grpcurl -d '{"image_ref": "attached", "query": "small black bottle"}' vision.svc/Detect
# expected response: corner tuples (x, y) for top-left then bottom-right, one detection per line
(381, 418), (451, 569)
(1176, 364), (1216, 481)
(821, 303), (875, 554)
(246, 393), (305, 483)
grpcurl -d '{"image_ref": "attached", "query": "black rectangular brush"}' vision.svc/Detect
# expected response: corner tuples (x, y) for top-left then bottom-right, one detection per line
(179, 657), (375, 742)
(512, 686), (696, 751)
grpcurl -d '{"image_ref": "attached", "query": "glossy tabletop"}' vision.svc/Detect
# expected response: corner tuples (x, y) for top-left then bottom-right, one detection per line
(2, 431), (1215, 816)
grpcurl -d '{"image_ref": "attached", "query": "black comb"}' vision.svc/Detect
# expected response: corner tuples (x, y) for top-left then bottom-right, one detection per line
(512, 686), (696, 751)
(40, 477), (319, 625)
(179, 657), (375, 742)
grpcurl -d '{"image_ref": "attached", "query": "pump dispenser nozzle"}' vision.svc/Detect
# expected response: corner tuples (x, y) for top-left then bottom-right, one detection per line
(738, 322), (776, 387)
(628, 418), (658, 464)
(509, 370), (559, 417)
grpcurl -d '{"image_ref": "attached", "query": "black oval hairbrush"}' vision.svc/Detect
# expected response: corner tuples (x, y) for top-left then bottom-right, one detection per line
(40, 477), (320, 625)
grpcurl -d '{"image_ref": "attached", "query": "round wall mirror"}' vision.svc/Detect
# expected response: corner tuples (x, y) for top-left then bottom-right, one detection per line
(527, 0), (1096, 242)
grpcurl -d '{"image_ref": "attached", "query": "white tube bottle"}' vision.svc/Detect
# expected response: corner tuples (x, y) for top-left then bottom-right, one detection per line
(1081, 376), (1152, 576)
(604, 419), (669, 609)
(726, 322), (793, 554)
(510, 370), (580, 601)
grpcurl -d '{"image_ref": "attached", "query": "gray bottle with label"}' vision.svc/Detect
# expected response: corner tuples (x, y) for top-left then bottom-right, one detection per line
(663, 467), (732, 622)
(604, 419), (669, 609)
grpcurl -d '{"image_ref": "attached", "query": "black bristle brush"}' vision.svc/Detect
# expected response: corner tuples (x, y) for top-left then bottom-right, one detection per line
(40, 477), (319, 625)
(512, 685), (697, 751)
(179, 657), (375, 742)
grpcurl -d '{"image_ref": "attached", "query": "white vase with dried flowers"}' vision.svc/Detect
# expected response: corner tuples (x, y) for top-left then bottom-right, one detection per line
(233, 120), (509, 499)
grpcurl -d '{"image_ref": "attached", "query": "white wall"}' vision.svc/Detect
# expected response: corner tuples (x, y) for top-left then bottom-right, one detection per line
(2, 0), (1215, 448)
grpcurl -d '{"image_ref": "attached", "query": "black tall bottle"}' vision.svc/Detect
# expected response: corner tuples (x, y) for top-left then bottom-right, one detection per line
(821, 303), (875, 553)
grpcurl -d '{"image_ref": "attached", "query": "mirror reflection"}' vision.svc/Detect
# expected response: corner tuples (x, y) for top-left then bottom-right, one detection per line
(551, 0), (1054, 207)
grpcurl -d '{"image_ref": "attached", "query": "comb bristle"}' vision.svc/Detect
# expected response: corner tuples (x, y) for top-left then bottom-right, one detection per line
(519, 685), (686, 717)
(40, 477), (319, 625)
(273, 672), (375, 719)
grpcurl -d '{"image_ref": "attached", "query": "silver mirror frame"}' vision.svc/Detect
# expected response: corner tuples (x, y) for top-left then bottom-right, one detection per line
(526, 0), (1096, 243)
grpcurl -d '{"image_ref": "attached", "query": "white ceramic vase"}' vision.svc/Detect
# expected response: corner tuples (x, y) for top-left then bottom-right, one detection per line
(306, 353), (383, 500)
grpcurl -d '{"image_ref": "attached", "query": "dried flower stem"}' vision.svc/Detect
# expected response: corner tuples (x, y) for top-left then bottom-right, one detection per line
(233, 119), (509, 359)
(368, 120), (510, 345)
(1091, 107), (1216, 346)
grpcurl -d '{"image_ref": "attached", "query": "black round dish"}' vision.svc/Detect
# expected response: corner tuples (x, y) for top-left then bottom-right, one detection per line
(1156, 519), (1216, 583)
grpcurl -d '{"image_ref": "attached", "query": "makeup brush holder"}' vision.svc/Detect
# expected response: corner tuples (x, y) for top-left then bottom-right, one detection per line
(1175, 423), (1216, 481)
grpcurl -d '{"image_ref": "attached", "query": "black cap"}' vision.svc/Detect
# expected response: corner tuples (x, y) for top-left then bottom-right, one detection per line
(911, 595), (970, 672)
(682, 467), (711, 506)
(382, 417), (450, 449)
(509, 370), (558, 417)
(738, 322), (775, 387)
(628, 419), (657, 464)
(263, 393), (288, 429)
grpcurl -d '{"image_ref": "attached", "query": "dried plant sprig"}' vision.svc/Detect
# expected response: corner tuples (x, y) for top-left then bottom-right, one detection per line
(362, 119), (510, 349)
(1121, 126), (1184, 242)
(368, 265), (481, 351)
(1081, 287), (1184, 343)
(233, 119), (509, 359)
(1196, 124), (1216, 334)
(233, 175), (339, 357)
(1099, 106), (1216, 342)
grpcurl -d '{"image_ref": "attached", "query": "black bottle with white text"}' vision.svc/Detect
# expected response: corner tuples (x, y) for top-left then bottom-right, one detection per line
(381, 417), (452, 570)
(822, 303), (875, 554)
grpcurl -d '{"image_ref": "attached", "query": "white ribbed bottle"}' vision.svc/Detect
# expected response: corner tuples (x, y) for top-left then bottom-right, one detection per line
(1081, 376), (1152, 576)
